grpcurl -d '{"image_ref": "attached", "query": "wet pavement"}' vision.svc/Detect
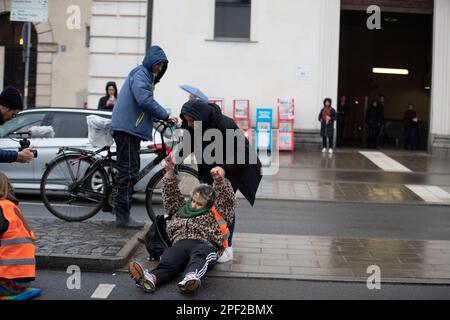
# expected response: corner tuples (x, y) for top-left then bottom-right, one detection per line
(28, 148), (450, 285)
(251, 149), (450, 204)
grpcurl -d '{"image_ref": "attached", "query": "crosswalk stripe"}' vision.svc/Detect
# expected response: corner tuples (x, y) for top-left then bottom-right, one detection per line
(406, 185), (450, 203)
(91, 284), (116, 299)
(359, 151), (412, 172)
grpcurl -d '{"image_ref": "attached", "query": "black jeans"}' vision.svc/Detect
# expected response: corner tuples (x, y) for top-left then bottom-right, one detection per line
(112, 131), (141, 224)
(322, 136), (333, 149)
(150, 239), (218, 286)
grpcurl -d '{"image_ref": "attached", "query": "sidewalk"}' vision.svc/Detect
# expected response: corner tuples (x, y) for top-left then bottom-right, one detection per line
(30, 149), (450, 284)
(249, 149), (450, 205)
(30, 218), (450, 285)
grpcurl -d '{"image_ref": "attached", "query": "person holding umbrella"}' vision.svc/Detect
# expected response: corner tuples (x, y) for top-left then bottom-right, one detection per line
(175, 98), (262, 263)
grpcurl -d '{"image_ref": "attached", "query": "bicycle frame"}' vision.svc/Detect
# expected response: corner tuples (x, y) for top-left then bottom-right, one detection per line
(53, 120), (179, 195)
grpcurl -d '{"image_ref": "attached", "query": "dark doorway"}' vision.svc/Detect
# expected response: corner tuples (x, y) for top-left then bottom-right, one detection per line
(0, 13), (37, 108)
(337, 9), (433, 151)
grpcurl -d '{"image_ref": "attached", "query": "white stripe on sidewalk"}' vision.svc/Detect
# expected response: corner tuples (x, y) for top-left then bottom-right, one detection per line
(91, 284), (116, 299)
(359, 151), (412, 172)
(406, 185), (450, 203)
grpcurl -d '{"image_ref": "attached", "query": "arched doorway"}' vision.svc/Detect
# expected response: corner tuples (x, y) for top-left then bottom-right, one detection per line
(0, 12), (37, 108)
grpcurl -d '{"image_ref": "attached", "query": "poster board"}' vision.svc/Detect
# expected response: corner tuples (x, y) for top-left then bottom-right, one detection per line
(256, 108), (273, 151)
(277, 98), (295, 151)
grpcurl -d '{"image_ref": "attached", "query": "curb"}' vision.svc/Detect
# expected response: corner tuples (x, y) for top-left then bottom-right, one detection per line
(36, 224), (149, 272)
(206, 270), (450, 285)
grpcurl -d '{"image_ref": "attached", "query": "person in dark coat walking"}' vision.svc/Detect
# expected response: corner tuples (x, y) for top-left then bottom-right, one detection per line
(366, 99), (384, 149)
(318, 98), (337, 155)
(97, 81), (118, 111)
(176, 99), (262, 263)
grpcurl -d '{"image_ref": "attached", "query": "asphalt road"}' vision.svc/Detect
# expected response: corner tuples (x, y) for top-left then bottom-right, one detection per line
(19, 193), (450, 240)
(33, 269), (450, 300)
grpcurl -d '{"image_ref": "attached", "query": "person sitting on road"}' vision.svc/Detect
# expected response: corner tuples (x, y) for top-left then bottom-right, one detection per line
(129, 154), (236, 294)
(0, 172), (36, 296)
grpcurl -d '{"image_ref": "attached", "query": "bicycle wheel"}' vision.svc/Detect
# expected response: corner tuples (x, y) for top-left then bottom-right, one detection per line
(145, 165), (199, 222)
(40, 154), (109, 222)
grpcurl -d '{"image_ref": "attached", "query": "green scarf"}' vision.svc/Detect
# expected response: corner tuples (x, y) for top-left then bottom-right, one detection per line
(177, 198), (210, 218)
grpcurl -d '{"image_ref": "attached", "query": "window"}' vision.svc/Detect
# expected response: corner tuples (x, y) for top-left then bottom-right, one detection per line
(49, 112), (90, 138)
(49, 112), (112, 138)
(214, 0), (251, 40)
(0, 112), (45, 138)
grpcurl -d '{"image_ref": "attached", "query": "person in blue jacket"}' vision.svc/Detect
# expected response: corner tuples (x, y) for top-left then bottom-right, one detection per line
(0, 86), (34, 164)
(111, 45), (173, 229)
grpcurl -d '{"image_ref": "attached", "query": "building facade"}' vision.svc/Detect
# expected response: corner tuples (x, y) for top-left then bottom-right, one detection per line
(1, 0), (450, 153)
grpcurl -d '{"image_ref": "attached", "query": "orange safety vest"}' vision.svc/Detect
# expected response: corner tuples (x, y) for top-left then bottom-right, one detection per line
(0, 199), (36, 279)
(211, 206), (230, 248)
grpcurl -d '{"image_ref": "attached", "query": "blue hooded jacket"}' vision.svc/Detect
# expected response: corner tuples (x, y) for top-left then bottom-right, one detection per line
(111, 46), (170, 141)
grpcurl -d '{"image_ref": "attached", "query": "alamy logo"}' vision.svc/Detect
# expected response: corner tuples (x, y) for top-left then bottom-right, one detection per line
(367, 5), (382, 30)
(66, 265), (81, 290)
(366, 265), (381, 290)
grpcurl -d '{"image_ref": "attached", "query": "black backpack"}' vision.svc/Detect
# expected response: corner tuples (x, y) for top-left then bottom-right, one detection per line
(142, 215), (172, 261)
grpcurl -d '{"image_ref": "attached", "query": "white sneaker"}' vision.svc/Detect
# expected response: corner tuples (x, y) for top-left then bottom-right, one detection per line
(178, 272), (201, 293)
(322, 148), (327, 153)
(328, 149), (333, 155)
(217, 247), (234, 263)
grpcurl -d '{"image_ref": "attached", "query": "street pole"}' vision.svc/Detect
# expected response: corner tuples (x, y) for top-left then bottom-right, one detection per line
(23, 22), (31, 110)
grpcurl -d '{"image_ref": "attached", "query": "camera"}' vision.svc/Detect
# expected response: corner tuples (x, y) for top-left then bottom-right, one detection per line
(16, 132), (38, 158)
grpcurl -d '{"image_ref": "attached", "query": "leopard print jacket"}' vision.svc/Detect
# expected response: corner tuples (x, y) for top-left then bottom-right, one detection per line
(162, 176), (237, 255)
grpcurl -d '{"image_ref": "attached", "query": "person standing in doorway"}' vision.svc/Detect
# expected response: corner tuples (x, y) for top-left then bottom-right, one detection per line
(337, 95), (349, 148)
(377, 95), (386, 147)
(98, 81), (118, 111)
(318, 98), (337, 155)
(366, 99), (383, 149)
(403, 104), (419, 150)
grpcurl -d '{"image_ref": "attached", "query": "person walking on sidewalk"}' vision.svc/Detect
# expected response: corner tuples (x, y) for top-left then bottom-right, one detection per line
(111, 45), (175, 229)
(318, 98), (337, 155)
(0, 172), (37, 296)
(129, 155), (236, 294)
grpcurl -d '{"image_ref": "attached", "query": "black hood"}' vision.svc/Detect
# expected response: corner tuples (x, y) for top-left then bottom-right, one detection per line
(180, 100), (222, 129)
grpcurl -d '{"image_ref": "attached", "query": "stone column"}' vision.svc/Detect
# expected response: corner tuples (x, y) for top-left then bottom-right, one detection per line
(297, 0), (341, 149)
(0, 46), (4, 91)
(430, 0), (450, 155)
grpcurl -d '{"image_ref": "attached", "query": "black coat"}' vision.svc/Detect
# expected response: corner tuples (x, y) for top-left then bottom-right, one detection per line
(179, 100), (262, 206)
(366, 105), (384, 127)
(318, 107), (337, 137)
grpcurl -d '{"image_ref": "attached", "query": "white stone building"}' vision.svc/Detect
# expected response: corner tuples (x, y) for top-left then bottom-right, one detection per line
(1, 0), (449, 153)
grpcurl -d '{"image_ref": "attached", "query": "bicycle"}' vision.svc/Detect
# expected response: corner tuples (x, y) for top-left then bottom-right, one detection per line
(40, 119), (199, 223)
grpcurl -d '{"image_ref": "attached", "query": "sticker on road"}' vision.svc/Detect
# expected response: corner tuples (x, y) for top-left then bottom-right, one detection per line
(91, 284), (116, 299)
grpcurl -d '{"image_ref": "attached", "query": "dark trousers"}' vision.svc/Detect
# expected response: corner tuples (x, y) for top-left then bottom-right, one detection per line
(112, 131), (141, 224)
(367, 125), (380, 149)
(150, 239), (218, 286)
(322, 136), (333, 149)
(404, 125), (418, 150)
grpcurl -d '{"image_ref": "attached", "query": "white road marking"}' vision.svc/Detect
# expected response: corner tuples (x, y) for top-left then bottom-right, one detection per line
(406, 185), (450, 203)
(91, 284), (116, 299)
(359, 151), (412, 172)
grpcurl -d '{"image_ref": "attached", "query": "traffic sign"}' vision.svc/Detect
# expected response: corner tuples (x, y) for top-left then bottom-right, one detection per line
(10, 0), (49, 23)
